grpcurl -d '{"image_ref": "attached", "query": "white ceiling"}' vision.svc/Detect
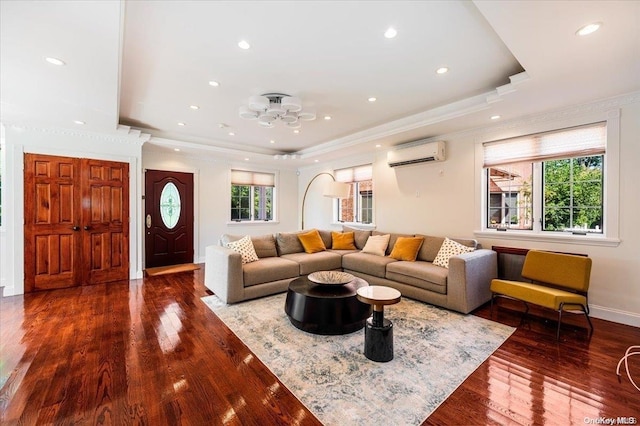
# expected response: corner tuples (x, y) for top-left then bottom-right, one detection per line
(2, 1), (639, 165)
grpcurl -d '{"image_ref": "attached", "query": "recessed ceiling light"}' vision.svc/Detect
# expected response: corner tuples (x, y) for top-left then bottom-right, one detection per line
(314, 159), (319, 163)
(491, 115), (501, 120)
(45, 57), (65, 66)
(244, 157), (250, 161)
(238, 40), (251, 50)
(576, 22), (602, 36)
(270, 140), (275, 144)
(375, 144), (381, 148)
(384, 27), (397, 39)
(73, 120), (85, 125)
(178, 122), (186, 126)
(368, 97), (377, 102)
(229, 132), (235, 136)
(293, 130), (300, 134)
(174, 148), (181, 152)
(436, 67), (449, 74)
(324, 115), (332, 120)
(190, 105), (199, 110)
(209, 80), (220, 87)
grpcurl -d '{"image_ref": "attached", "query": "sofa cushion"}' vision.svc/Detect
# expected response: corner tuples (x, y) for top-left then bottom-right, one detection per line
(433, 237), (475, 269)
(225, 235), (259, 264)
(243, 257), (300, 286)
(386, 261), (448, 294)
(318, 229), (333, 249)
(298, 229), (326, 254)
(342, 225), (372, 250)
(362, 234), (390, 256)
(373, 231), (414, 255)
(415, 235), (446, 262)
(389, 236), (424, 261)
(331, 231), (357, 250)
(250, 234), (278, 258)
(342, 252), (397, 278)
(276, 231), (305, 255)
(281, 251), (343, 275)
(221, 233), (278, 258)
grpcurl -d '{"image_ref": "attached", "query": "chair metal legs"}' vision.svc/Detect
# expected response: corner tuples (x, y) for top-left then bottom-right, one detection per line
(557, 302), (594, 340)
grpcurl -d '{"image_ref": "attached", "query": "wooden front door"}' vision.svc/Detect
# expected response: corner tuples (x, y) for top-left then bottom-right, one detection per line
(144, 170), (194, 268)
(81, 158), (130, 284)
(24, 154), (129, 292)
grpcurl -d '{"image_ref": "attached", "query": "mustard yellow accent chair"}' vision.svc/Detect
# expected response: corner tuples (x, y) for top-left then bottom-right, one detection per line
(490, 250), (594, 339)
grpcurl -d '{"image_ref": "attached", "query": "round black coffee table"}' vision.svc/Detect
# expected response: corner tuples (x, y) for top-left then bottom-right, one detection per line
(284, 275), (372, 335)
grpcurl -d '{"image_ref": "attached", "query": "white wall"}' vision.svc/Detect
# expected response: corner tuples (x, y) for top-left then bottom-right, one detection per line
(1, 125), (144, 296)
(305, 95), (640, 327)
(142, 147), (299, 262)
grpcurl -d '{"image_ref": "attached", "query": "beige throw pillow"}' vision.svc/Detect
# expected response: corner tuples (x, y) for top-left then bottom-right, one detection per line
(433, 237), (474, 268)
(361, 234), (390, 257)
(226, 235), (259, 264)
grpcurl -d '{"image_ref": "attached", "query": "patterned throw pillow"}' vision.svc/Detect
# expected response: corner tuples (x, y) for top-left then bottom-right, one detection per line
(433, 237), (474, 268)
(226, 235), (259, 264)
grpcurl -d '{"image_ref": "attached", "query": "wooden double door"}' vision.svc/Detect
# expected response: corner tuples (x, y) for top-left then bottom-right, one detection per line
(24, 154), (130, 292)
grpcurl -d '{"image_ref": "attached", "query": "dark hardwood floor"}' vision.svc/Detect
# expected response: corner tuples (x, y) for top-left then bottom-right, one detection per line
(1, 267), (638, 425)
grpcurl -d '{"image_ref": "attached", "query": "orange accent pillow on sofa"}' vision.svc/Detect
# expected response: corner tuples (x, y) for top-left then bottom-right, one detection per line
(331, 231), (357, 250)
(389, 236), (425, 261)
(297, 229), (327, 253)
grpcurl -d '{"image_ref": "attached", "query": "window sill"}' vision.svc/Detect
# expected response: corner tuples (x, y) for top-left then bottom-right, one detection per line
(227, 221), (280, 226)
(332, 222), (376, 231)
(474, 230), (620, 247)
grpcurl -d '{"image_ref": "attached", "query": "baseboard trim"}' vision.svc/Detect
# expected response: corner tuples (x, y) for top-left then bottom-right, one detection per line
(590, 305), (640, 327)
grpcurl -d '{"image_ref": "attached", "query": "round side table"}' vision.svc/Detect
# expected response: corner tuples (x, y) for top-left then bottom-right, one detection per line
(356, 285), (401, 362)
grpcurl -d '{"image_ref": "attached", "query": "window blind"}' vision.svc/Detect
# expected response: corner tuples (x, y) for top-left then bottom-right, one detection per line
(335, 164), (373, 182)
(231, 170), (275, 187)
(483, 122), (606, 168)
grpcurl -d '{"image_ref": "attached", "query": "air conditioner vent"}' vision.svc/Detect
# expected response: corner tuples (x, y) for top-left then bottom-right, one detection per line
(387, 141), (445, 168)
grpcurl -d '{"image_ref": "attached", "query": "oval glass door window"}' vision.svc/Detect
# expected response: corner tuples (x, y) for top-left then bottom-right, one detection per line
(160, 182), (181, 229)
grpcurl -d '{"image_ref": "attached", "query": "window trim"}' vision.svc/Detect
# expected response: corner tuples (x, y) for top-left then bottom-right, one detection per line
(474, 110), (620, 247)
(227, 168), (278, 225)
(333, 164), (375, 226)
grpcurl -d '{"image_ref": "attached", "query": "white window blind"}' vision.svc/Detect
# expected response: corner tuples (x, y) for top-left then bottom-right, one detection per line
(231, 170), (275, 187)
(335, 164), (372, 182)
(483, 122), (606, 167)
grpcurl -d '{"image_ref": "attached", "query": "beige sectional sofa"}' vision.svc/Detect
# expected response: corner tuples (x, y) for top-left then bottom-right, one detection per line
(204, 228), (497, 314)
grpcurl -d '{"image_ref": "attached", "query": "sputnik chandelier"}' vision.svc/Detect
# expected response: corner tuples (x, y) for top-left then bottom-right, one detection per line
(239, 93), (316, 129)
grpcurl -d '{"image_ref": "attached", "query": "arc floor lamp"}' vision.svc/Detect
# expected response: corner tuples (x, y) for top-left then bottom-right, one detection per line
(301, 172), (351, 229)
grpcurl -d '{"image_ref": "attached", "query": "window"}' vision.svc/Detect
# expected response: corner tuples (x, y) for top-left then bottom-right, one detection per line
(230, 170), (275, 222)
(335, 164), (373, 224)
(483, 122), (605, 235)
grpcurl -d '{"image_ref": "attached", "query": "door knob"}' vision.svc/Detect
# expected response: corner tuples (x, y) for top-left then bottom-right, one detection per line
(72, 226), (80, 231)
(84, 226), (91, 231)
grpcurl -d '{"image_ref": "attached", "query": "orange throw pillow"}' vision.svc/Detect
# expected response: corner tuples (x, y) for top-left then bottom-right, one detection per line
(331, 231), (357, 250)
(297, 229), (326, 253)
(389, 236), (425, 261)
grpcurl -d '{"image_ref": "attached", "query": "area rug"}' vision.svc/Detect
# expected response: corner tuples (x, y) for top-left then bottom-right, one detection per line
(144, 263), (200, 277)
(202, 293), (514, 425)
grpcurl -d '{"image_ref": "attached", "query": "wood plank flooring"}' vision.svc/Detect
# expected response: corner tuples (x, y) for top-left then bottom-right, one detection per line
(1, 268), (638, 425)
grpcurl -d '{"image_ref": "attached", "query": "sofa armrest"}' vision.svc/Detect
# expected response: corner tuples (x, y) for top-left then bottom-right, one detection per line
(447, 249), (497, 314)
(204, 245), (244, 304)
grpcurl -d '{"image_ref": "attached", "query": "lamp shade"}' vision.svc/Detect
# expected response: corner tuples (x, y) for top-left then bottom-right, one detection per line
(323, 181), (351, 199)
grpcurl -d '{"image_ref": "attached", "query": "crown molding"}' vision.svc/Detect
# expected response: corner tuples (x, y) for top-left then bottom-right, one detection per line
(473, 90), (639, 140)
(5, 122), (150, 145)
(296, 72), (530, 159)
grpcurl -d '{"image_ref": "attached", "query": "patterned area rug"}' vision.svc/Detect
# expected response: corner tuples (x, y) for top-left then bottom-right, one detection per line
(202, 293), (514, 425)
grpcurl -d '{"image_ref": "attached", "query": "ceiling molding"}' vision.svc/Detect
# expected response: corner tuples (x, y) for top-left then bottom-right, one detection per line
(297, 72), (530, 159)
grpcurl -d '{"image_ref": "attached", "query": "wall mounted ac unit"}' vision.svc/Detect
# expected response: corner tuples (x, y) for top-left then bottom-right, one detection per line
(387, 141), (446, 168)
